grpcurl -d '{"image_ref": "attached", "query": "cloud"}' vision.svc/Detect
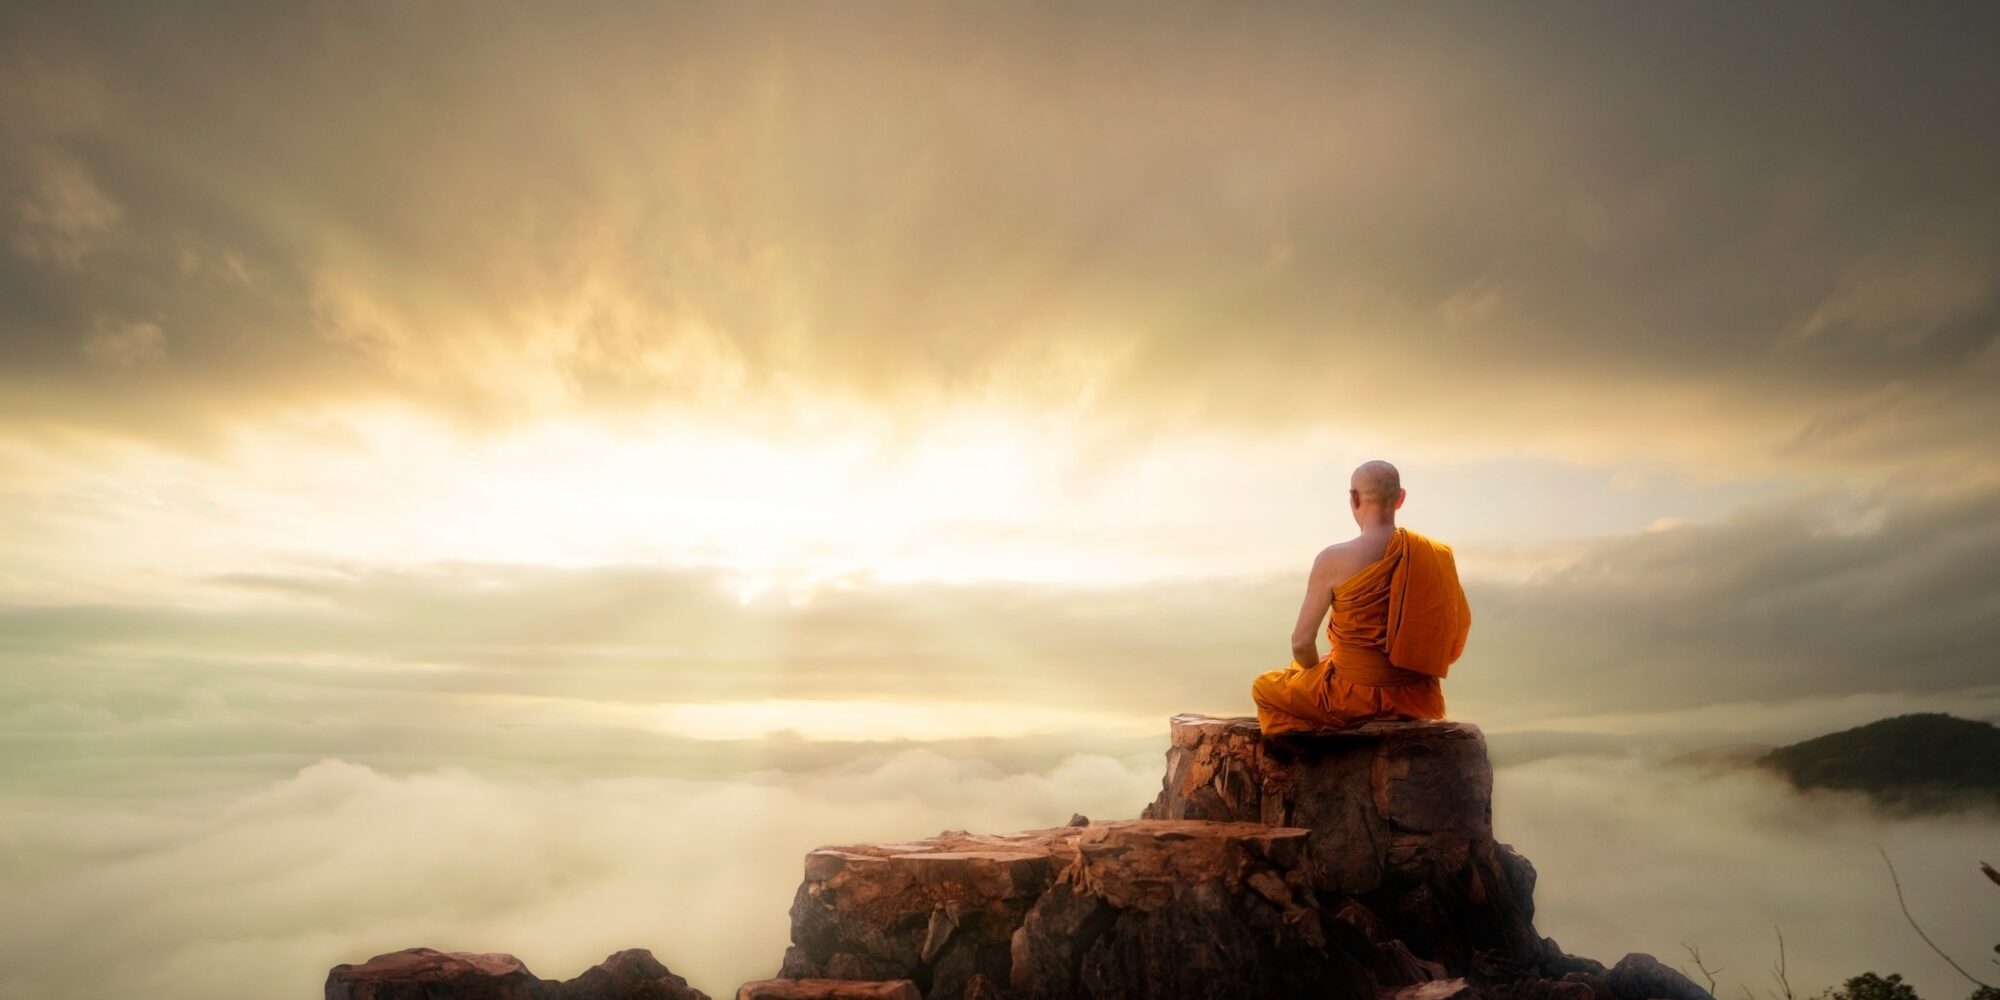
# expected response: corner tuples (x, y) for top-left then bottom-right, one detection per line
(1779, 242), (1998, 353)
(0, 50), (122, 267)
(1496, 754), (2000, 1000)
(0, 559), (1285, 725)
(80, 319), (163, 366)
(3, 478), (1997, 738)
(1450, 482), (2000, 720)
(2, 734), (1995, 1000)
(0, 747), (1164, 1000)
(4, 143), (121, 266)
(0, 2), (1993, 481)
(1504, 756), (2000, 1000)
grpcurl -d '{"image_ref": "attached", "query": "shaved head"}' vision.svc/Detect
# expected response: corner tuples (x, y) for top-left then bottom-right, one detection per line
(1351, 460), (1402, 507)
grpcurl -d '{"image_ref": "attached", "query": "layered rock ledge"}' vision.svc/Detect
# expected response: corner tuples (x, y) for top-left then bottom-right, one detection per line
(737, 980), (925, 1000)
(780, 825), (1085, 997)
(779, 819), (1382, 1000)
(1142, 713), (1543, 977)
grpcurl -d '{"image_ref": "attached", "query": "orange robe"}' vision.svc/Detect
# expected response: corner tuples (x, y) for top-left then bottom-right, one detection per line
(1251, 526), (1471, 734)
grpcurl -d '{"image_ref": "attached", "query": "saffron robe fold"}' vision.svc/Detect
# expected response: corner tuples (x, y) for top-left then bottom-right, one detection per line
(1251, 526), (1472, 735)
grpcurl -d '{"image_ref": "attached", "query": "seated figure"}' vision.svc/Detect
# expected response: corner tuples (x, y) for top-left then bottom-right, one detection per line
(1251, 460), (1472, 734)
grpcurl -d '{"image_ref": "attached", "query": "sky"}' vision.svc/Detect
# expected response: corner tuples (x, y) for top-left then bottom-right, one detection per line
(2, 2), (1998, 998)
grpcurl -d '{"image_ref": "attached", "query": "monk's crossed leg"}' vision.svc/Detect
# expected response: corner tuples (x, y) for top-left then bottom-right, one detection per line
(1252, 662), (1329, 735)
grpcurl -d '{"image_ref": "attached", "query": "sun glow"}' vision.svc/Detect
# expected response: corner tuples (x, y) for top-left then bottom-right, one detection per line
(643, 697), (1160, 742)
(4, 399), (1410, 606)
(3, 392), (1796, 613)
(457, 689), (1163, 742)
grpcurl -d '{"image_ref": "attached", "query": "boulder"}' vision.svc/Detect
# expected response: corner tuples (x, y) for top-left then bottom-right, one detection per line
(779, 818), (1411, 1000)
(1142, 714), (1543, 975)
(1009, 820), (1381, 1000)
(1540, 941), (1608, 978)
(1559, 971), (1615, 1000)
(782, 826), (1086, 999)
(1484, 979), (1603, 1000)
(1387, 980), (1480, 1000)
(1606, 953), (1716, 1000)
(324, 947), (709, 1000)
(1557, 960), (1607, 979)
(735, 980), (922, 1000)
(962, 973), (1009, 999)
(1143, 714), (1493, 887)
(326, 948), (544, 1000)
(558, 948), (710, 1000)
(1383, 976), (1607, 1000)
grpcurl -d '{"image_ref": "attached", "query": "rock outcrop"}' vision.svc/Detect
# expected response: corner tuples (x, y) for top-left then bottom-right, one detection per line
(777, 818), (1390, 1000)
(764, 714), (1713, 1000)
(1010, 821), (1383, 1000)
(737, 980), (924, 1000)
(1142, 714), (1544, 977)
(327, 714), (1718, 1000)
(324, 946), (709, 1000)
(780, 827), (1081, 996)
(1605, 953), (1719, 1000)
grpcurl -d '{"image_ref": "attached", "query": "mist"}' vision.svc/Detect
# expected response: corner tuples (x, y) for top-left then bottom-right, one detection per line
(4, 724), (1997, 1000)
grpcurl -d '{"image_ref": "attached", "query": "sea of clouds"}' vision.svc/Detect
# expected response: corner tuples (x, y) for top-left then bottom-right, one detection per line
(3, 723), (1996, 1000)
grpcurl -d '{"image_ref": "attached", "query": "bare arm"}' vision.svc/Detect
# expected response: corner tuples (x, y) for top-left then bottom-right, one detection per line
(1289, 548), (1338, 667)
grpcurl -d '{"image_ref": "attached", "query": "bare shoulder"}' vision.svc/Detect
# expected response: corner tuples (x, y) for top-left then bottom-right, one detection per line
(1313, 537), (1371, 579)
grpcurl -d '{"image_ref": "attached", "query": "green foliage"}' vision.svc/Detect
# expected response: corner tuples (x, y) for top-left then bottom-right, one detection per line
(1757, 713), (2000, 813)
(1831, 972), (1922, 1000)
(1963, 987), (1999, 1000)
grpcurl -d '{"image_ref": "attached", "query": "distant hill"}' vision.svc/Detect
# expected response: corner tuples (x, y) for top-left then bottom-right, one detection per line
(1757, 712), (2000, 813)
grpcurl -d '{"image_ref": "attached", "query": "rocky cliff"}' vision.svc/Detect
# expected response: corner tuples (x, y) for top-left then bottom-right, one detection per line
(324, 945), (709, 999)
(326, 714), (1715, 1000)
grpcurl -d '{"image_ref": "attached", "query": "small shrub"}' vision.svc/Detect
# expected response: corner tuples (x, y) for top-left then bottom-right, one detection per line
(1832, 973), (1922, 1000)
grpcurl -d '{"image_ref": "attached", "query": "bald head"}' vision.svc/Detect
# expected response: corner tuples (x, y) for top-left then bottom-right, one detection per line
(1351, 460), (1403, 510)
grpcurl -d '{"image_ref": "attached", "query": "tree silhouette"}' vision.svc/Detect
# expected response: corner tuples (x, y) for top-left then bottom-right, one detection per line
(1833, 973), (1920, 1000)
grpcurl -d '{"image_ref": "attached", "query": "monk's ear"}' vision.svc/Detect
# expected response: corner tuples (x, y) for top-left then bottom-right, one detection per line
(1394, 489), (1406, 509)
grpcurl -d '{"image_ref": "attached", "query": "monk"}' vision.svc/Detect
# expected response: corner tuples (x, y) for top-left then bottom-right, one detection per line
(1251, 460), (1472, 734)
